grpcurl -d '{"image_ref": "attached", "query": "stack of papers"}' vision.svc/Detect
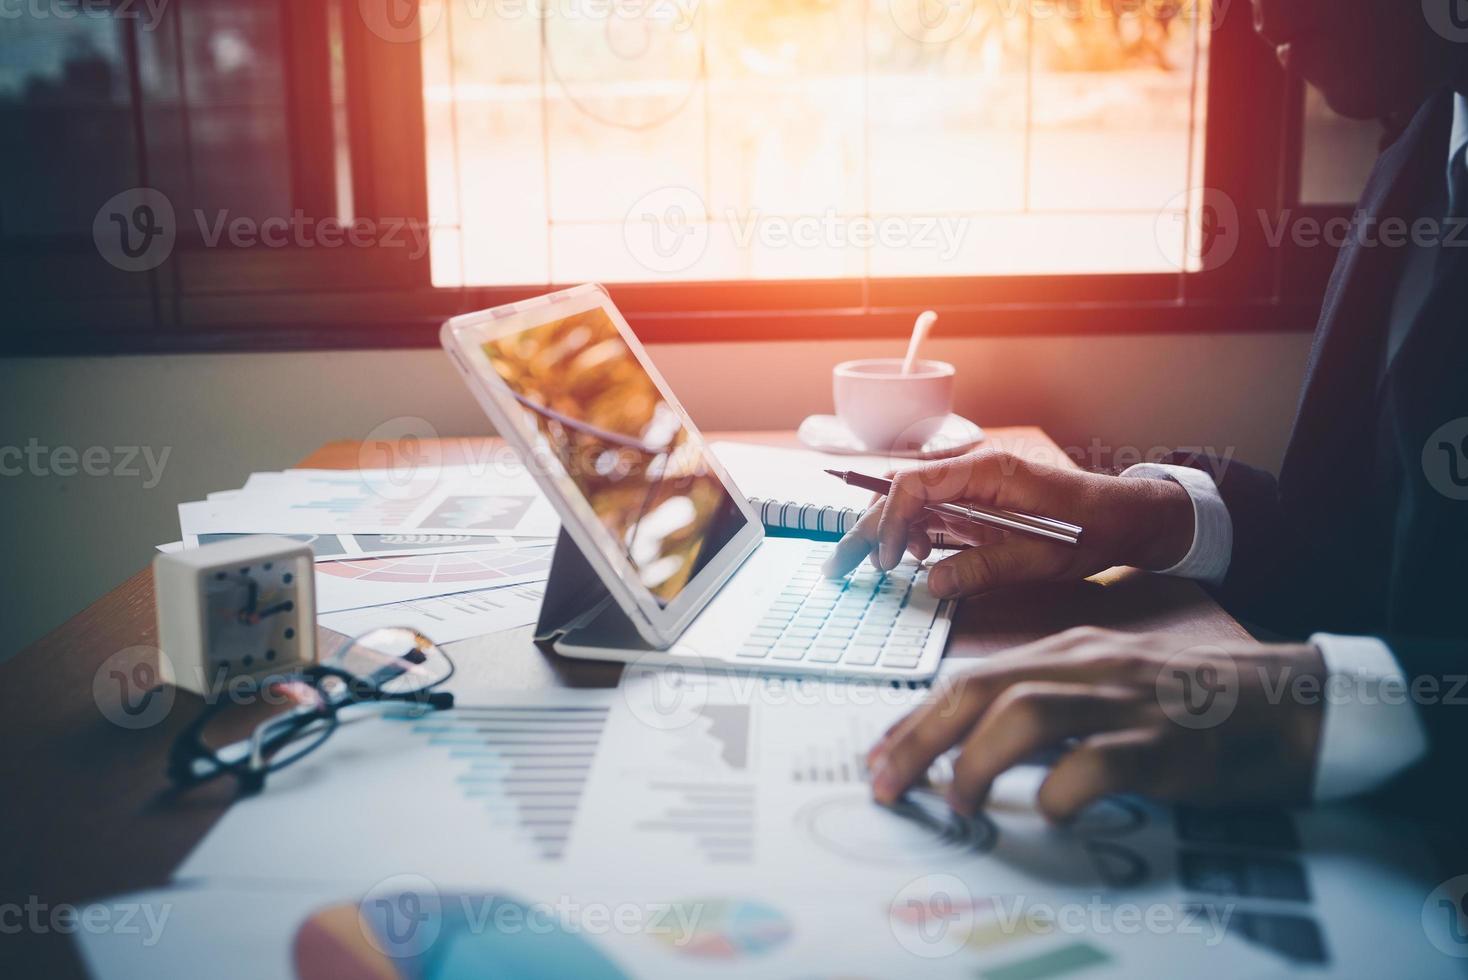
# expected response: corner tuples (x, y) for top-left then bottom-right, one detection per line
(162, 464), (563, 644)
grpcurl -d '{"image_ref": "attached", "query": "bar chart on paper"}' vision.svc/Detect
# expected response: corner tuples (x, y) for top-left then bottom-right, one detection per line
(788, 712), (886, 785)
(405, 703), (611, 860)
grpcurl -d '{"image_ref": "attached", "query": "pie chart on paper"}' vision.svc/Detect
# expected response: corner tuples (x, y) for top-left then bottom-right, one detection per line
(293, 894), (631, 980)
(649, 899), (792, 959)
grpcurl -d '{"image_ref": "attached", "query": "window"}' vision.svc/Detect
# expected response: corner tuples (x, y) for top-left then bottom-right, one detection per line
(3, 0), (430, 348)
(424, 0), (1208, 285)
(0, 0), (1375, 352)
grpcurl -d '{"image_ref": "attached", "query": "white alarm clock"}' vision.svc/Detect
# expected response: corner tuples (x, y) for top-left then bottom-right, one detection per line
(154, 535), (316, 695)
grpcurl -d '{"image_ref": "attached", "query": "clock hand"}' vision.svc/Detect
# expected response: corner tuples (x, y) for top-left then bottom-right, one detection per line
(249, 600), (296, 621)
(237, 578), (260, 624)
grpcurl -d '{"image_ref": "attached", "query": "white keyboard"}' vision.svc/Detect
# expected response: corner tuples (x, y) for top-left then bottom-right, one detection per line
(735, 544), (943, 672)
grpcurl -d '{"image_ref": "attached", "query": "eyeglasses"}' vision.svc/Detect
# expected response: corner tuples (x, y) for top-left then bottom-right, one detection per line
(167, 627), (455, 795)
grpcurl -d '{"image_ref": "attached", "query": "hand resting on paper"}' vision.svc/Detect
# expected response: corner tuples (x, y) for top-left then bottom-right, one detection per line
(867, 628), (1327, 821)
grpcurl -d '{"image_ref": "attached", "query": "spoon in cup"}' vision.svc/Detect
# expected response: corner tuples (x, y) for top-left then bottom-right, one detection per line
(901, 310), (938, 375)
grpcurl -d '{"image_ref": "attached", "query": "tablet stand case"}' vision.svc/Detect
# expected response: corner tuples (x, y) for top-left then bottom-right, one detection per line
(533, 528), (656, 651)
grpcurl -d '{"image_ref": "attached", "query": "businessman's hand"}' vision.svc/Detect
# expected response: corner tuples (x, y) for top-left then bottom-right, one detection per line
(868, 628), (1325, 820)
(823, 450), (1196, 599)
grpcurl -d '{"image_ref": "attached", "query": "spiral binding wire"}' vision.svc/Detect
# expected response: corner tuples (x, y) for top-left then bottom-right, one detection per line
(747, 497), (951, 549)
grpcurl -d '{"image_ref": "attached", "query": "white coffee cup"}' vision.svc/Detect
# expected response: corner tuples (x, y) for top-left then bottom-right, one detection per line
(832, 358), (955, 452)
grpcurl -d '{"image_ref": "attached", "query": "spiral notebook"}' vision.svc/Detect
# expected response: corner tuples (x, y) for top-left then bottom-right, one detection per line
(714, 440), (956, 548)
(748, 496), (952, 548)
(747, 496), (861, 540)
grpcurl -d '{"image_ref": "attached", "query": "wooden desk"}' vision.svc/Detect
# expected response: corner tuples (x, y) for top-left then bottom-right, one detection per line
(0, 428), (1249, 977)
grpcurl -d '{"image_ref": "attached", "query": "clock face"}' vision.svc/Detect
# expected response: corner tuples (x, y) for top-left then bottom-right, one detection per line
(204, 558), (306, 678)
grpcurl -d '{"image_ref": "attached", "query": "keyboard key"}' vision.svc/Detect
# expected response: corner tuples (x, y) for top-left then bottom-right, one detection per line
(808, 646), (843, 663)
(845, 647), (880, 666)
(882, 645), (926, 661)
(736, 646), (770, 658)
(772, 646), (808, 661)
(897, 591), (940, 628)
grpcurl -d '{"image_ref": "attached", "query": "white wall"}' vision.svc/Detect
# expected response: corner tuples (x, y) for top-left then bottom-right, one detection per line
(0, 330), (1312, 657)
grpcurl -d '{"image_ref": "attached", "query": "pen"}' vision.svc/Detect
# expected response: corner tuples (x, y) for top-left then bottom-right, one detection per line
(823, 469), (1084, 547)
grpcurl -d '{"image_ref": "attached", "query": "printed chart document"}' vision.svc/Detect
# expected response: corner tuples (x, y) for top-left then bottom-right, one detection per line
(74, 876), (1288, 980)
(178, 466), (559, 538)
(572, 669), (1174, 894)
(174, 690), (621, 887)
(156, 667), (1460, 979)
(317, 582), (546, 644)
(566, 666), (1458, 978)
(310, 544), (552, 613)
(172, 530), (553, 562)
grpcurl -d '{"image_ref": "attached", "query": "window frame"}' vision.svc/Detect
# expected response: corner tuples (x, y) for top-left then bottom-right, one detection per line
(4, 2), (1353, 356)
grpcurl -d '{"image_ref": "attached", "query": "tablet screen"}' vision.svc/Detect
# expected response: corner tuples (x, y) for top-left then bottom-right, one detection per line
(480, 306), (747, 606)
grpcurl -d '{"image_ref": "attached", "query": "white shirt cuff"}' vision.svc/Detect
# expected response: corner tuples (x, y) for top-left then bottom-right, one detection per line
(1119, 463), (1232, 586)
(1309, 634), (1429, 801)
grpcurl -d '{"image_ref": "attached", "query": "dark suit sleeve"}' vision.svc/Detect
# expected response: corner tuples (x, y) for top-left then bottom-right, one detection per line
(1158, 451), (1327, 634)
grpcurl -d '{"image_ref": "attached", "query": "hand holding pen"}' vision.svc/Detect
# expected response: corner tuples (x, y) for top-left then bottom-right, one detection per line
(820, 449), (1199, 599)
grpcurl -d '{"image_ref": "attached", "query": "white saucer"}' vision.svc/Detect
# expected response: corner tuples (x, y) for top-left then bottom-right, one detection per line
(797, 413), (986, 459)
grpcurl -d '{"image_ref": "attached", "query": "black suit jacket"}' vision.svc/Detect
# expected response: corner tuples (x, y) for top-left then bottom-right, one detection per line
(1166, 90), (1468, 802)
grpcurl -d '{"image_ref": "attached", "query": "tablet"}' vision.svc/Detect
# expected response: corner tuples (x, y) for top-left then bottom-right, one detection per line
(440, 284), (764, 649)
